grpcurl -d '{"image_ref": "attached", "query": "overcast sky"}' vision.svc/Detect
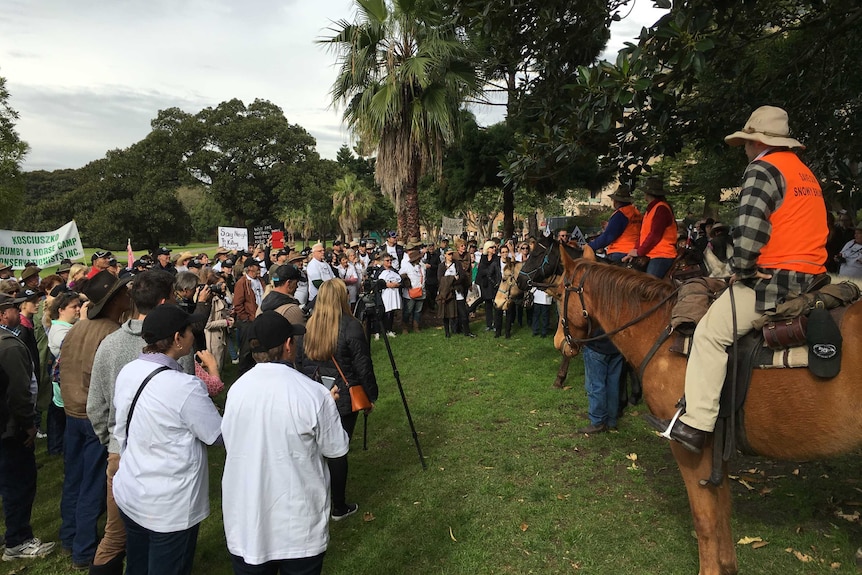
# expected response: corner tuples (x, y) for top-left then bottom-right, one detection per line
(1, 0), (667, 172)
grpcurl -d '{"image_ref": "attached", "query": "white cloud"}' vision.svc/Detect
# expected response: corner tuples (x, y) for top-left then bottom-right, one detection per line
(1, 0), (664, 171)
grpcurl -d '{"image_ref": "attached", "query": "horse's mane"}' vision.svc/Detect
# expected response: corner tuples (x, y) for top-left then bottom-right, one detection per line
(573, 260), (675, 322)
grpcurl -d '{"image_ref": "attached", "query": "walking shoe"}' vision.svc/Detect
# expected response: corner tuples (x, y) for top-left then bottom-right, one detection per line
(231, 358), (239, 365)
(35, 430), (47, 439)
(71, 559), (92, 570)
(374, 333), (380, 341)
(2, 538), (56, 561)
(577, 423), (608, 434)
(386, 331), (397, 338)
(331, 503), (359, 522)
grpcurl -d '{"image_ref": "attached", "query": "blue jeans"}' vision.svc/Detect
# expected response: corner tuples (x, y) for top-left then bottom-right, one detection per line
(646, 257), (675, 279)
(230, 552), (325, 575)
(47, 401), (65, 455)
(582, 346), (624, 427)
(403, 298), (424, 324)
(0, 434), (37, 547)
(121, 511), (199, 575)
(532, 303), (551, 336)
(60, 416), (107, 563)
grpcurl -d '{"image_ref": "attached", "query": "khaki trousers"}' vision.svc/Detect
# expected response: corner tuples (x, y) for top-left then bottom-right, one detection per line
(93, 452), (125, 565)
(680, 282), (761, 432)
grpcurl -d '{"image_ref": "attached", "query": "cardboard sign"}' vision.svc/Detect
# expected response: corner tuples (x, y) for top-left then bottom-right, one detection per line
(218, 227), (249, 251)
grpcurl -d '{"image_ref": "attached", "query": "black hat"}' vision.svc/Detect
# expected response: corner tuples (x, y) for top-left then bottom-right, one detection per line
(20, 288), (42, 302)
(270, 264), (301, 285)
(154, 247), (171, 256)
(82, 270), (133, 320)
(244, 258), (261, 269)
(188, 259), (202, 269)
(49, 284), (72, 298)
(57, 260), (73, 274)
(142, 303), (200, 344)
(0, 293), (25, 309)
(275, 249), (289, 258)
(222, 259), (235, 268)
(91, 250), (112, 262)
(249, 311), (306, 353)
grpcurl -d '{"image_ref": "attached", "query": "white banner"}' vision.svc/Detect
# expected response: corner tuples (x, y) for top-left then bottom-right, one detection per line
(441, 216), (464, 236)
(218, 226), (249, 251)
(0, 221), (85, 270)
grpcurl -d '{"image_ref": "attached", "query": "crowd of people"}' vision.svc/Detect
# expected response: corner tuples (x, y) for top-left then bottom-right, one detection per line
(1, 102), (860, 571)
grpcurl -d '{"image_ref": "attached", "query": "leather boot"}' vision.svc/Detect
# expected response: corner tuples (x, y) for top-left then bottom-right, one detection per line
(444, 320), (451, 338)
(413, 320), (420, 333)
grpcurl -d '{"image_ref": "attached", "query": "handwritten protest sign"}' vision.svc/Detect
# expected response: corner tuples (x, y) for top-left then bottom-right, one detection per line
(218, 227), (249, 251)
(0, 221), (85, 269)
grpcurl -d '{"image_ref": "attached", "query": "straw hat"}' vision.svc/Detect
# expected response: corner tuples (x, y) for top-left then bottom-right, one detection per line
(724, 106), (804, 149)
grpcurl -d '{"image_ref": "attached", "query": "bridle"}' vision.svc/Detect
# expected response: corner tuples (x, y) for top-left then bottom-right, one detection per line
(518, 240), (561, 290)
(558, 264), (680, 355)
(495, 263), (522, 310)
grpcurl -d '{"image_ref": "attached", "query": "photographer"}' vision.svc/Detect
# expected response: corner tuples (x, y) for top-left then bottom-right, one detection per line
(174, 271), (214, 371)
(203, 272), (233, 371)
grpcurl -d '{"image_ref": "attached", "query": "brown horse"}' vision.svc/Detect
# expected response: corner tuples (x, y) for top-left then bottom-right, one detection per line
(553, 246), (862, 575)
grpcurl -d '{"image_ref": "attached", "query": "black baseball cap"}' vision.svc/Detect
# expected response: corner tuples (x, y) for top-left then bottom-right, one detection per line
(142, 304), (207, 344)
(270, 264), (301, 285)
(154, 247), (171, 256)
(249, 311), (306, 353)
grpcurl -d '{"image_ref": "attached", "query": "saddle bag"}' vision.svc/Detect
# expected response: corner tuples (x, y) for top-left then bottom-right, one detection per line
(762, 316), (807, 350)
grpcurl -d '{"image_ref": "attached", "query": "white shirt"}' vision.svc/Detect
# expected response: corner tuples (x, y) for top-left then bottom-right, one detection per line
(113, 355), (223, 533)
(306, 258), (335, 301)
(222, 362), (349, 564)
(338, 263), (361, 303)
(385, 244), (400, 270)
(379, 269), (402, 312)
(402, 260), (425, 299)
(247, 274), (264, 306)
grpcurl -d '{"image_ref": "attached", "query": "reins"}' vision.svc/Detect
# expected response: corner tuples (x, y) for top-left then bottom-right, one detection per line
(559, 265), (681, 353)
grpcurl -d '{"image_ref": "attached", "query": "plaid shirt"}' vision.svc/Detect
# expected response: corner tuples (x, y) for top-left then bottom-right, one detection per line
(731, 152), (820, 312)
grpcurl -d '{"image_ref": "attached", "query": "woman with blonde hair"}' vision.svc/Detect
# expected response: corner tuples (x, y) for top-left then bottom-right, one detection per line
(297, 278), (378, 522)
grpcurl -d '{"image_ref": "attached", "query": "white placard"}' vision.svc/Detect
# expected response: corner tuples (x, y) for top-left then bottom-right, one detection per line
(218, 226), (249, 251)
(0, 221), (85, 269)
(441, 216), (464, 236)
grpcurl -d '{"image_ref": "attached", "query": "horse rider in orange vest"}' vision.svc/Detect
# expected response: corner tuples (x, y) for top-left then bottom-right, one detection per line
(648, 106), (829, 453)
(622, 177), (678, 278)
(588, 184), (642, 262)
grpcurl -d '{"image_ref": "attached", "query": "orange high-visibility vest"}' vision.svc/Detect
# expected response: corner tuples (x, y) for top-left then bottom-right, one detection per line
(639, 200), (677, 259)
(606, 204), (642, 254)
(756, 151), (827, 274)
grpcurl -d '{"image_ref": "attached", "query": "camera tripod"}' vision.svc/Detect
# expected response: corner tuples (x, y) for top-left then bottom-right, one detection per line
(356, 289), (427, 470)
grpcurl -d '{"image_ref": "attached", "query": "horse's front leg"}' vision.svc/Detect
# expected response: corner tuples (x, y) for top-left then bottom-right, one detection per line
(670, 442), (738, 575)
(553, 354), (571, 388)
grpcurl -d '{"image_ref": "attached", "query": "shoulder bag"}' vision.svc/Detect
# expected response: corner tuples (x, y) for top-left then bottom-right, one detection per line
(123, 365), (171, 449)
(332, 357), (372, 412)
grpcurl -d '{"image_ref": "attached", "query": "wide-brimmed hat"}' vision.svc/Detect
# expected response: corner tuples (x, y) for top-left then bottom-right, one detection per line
(640, 176), (667, 197)
(0, 293), (26, 309)
(724, 106), (804, 149)
(215, 246), (230, 255)
(176, 251), (195, 265)
(0, 263), (11, 273)
(287, 250), (305, 263)
(82, 270), (133, 320)
(608, 184), (634, 203)
(20, 266), (41, 282)
(405, 240), (423, 251)
(56, 261), (73, 274)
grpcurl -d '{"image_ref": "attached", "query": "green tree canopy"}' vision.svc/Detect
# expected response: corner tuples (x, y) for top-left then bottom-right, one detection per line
(0, 75), (29, 227)
(321, 0), (480, 238)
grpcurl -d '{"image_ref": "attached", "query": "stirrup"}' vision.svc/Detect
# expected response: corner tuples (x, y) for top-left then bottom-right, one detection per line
(658, 406), (685, 440)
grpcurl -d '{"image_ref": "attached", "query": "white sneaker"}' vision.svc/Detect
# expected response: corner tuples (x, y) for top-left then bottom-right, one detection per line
(2, 538), (56, 561)
(386, 331), (397, 338)
(374, 333), (380, 341)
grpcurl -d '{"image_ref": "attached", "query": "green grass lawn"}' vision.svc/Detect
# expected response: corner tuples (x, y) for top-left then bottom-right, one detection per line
(14, 316), (862, 574)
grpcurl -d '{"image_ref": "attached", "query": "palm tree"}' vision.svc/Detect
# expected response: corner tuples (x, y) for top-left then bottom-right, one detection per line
(331, 172), (375, 240)
(320, 0), (479, 238)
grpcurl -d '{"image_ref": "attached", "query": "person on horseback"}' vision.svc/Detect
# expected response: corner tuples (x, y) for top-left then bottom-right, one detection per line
(650, 106), (829, 453)
(622, 177), (677, 278)
(588, 184), (642, 262)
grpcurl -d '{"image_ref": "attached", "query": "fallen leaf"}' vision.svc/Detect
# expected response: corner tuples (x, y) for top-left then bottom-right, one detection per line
(831, 562), (841, 569)
(738, 536), (763, 545)
(752, 541), (769, 549)
(835, 510), (860, 522)
(787, 549), (813, 563)
(468, 377), (476, 381)
(562, 385), (573, 391)
(792, 468), (800, 476)
(413, 501), (421, 505)
(570, 561), (581, 570)
(556, 493), (570, 500)
(529, 409), (537, 414)
(363, 512), (375, 522)
(448, 526), (457, 542)
(759, 487), (773, 496)
(520, 522), (529, 532)
(738, 479), (755, 491)
(626, 453), (638, 462)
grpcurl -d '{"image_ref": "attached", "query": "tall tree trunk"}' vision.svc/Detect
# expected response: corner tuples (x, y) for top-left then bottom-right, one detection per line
(502, 179), (514, 240)
(528, 210), (539, 239)
(400, 165), (421, 239)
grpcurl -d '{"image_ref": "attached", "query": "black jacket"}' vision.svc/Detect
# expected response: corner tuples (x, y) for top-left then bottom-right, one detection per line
(0, 330), (35, 439)
(475, 254), (502, 301)
(296, 315), (378, 416)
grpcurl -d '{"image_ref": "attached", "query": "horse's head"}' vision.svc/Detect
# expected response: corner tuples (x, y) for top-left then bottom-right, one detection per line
(517, 236), (588, 292)
(553, 244), (593, 357)
(494, 262), (523, 310)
